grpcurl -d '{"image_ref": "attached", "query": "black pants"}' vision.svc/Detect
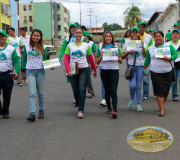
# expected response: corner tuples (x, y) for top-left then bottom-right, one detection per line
(0, 73), (14, 115)
(100, 69), (119, 111)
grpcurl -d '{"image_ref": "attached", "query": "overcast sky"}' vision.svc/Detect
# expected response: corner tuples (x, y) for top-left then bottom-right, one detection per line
(21, 0), (177, 27)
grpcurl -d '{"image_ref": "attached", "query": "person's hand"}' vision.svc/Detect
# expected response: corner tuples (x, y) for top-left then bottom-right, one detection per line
(58, 58), (60, 61)
(93, 72), (97, 78)
(22, 72), (26, 80)
(68, 72), (73, 77)
(128, 50), (134, 55)
(141, 40), (144, 48)
(96, 64), (99, 69)
(163, 56), (171, 61)
(100, 51), (103, 57)
(14, 73), (19, 80)
(50, 67), (55, 70)
(118, 56), (122, 64)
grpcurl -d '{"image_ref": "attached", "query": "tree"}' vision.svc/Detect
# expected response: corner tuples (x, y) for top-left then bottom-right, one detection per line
(102, 23), (123, 31)
(124, 4), (143, 28)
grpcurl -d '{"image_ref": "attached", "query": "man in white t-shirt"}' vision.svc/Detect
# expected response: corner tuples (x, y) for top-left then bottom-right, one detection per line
(7, 27), (22, 86)
(19, 27), (30, 50)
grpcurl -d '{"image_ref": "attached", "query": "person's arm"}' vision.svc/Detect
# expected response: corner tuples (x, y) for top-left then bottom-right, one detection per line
(141, 41), (147, 58)
(144, 49), (151, 68)
(96, 45), (103, 65)
(170, 45), (178, 61)
(86, 46), (97, 73)
(12, 49), (20, 74)
(148, 38), (153, 47)
(58, 39), (67, 59)
(63, 45), (71, 74)
(22, 46), (27, 72)
(43, 47), (47, 61)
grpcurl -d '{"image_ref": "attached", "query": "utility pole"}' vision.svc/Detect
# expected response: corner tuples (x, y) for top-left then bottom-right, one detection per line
(17, 0), (19, 36)
(50, 0), (53, 45)
(79, 0), (81, 25)
(87, 8), (93, 28)
(96, 16), (97, 39)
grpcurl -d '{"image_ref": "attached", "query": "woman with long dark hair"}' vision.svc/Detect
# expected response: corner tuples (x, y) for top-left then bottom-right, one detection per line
(22, 29), (52, 122)
(96, 31), (122, 119)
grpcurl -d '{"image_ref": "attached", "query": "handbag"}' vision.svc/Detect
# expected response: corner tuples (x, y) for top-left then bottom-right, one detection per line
(170, 62), (175, 82)
(125, 54), (136, 80)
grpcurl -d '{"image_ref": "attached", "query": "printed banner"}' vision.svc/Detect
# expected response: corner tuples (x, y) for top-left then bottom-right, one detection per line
(102, 48), (118, 61)
(43, 58), (61, 70)
(126, 40), (142, 52)
(154, 46), (171, 58)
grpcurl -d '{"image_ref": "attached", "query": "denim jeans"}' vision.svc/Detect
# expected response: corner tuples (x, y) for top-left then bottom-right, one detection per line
(143, 69), (149, 98)
(87, 67), (94, 95)
(100, 67), (105, 99)
(172, 68), (180, 98)
(17, 57), (22, 84)
(26, 69), (45, 115)
(128, 65), (143, 105)
(101, 69), (119, 111)
(69, 67), (89, 112)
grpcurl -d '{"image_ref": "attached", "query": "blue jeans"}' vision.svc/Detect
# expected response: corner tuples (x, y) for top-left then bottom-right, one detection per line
(143, 69), (149, 98)
(129, 66), (143, 105)
(26, 69), (45, 115)
(100, 67), (105, 99)
(172, 68), (180, 98)
(69, 67), (89, 112)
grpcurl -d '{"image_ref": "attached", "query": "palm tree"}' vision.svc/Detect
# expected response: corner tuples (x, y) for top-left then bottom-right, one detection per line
(124, 5), (144, 28)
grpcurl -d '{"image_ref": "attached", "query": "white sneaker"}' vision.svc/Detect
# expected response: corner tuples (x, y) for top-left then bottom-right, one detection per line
(100, 99), (107, 106)
(77, 111), (84, 119)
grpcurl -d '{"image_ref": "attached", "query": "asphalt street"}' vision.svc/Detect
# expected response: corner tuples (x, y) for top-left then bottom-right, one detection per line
(0, 54), (180, 160)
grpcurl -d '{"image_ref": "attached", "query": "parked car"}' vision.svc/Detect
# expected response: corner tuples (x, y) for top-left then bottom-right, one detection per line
(93, 39), (99, 44)
(44, 45), (57, 59)
(115, 38), (121, 42)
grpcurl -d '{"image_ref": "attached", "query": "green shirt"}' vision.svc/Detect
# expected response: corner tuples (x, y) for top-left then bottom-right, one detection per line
(166, 32), (172, 41)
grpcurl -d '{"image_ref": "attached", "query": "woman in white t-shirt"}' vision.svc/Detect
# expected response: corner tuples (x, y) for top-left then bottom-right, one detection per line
(64, 28), (97, 119)
(122, 27), (146, 112)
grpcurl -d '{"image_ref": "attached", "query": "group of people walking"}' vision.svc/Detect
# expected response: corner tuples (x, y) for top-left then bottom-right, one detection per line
(0, 21), (179, 122)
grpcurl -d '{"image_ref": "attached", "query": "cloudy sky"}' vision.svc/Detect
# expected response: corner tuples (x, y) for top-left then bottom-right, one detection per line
(21, 0), (177, 27)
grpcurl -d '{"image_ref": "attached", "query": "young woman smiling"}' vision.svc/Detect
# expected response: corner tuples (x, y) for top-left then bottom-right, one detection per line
(64, 28), (97, 119)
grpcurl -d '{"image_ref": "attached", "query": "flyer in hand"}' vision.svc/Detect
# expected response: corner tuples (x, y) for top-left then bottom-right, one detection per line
(126, 40), (142, 52)
(154, 46), (171, 58)
(66, 62), (79, 75)
(102, 48), (118, 61)
(43, 58), (61, 69)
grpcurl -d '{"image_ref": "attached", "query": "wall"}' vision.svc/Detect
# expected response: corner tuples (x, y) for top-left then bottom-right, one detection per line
(10, 0), (18, 35)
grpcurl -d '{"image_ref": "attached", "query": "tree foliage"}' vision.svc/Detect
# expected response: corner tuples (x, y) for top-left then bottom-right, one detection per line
(102, 23), (124, 31)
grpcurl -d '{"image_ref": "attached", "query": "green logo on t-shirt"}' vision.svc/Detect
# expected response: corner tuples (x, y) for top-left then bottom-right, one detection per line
(72, 50), (83, 58)
(13, 43), (19, 48)
(28, 50), (40, 57)
(0, 53), (7, 61)
(132, 51), (140, 57)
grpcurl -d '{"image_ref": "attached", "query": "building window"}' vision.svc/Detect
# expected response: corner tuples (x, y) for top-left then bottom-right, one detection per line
(29, 26), (33, 32)
(24, 26), (28, 32)
(58, 25), (61, 31)
(57, 4), (60, 10)
(29, 16), (32, 22)
(57, 14), (61, 21)
(23, 5), (27, 11)
(58, 35), (61, 39)
(64, 27), (67, 32)
(29, 5), (32, 10)
(24, 16), (27, 23)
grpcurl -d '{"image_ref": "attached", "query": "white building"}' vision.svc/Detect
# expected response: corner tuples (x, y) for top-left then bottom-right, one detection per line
(157, 3), (180, 34)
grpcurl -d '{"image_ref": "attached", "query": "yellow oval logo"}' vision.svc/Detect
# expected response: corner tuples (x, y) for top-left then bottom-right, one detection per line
(127, 126), (174, 152)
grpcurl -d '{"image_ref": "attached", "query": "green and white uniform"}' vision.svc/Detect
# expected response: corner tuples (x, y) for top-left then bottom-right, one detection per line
(144, 43), (177, 73)
(88, 40), (96, 60)
(7, 36), (22, 57)
(140, 33), (153, 48)
(22, 44), (47, 70)
(0, 44), (20, 73)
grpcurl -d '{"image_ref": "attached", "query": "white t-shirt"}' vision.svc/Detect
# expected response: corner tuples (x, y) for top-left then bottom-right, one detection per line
(65, 42), (92, 69)
(20, 35), (30, 46)
(24, 44), (46, 69)
(0, 44), (16, 72)
(141, 33), (152, 47)
(7, 36), (21, 57)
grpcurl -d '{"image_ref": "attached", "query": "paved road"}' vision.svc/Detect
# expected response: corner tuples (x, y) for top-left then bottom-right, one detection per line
(0, 55), (180, 160)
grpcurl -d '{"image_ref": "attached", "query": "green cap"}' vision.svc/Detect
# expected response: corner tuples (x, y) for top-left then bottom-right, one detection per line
(174, 22), (179, 27)
(83, 31), (90, 36)
(172, 29), (180, 33)
(138, 21), (147, 27)
(69, 23), (77, 28)
(131, 27), (140, 32)
(149, 29), (155, 32)
(0, 30), (7, 36)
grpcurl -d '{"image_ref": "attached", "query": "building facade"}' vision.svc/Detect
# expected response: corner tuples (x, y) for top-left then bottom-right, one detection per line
(0, 0), (11, 31)
(157, 3), (180, 34)
(19, 1), (70, 39)
(10, 0), (18, 35)
(147, 11), (162, 31)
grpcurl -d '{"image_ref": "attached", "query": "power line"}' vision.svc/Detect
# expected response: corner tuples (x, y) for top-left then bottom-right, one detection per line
(87, 8), (93, 28)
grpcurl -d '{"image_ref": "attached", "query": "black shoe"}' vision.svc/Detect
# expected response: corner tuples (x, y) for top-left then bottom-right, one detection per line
(27, 114), (36, 122)
(3, 115), (9, 119)
(38, 111), (44, 119)
(158, 112), (165, 117)
(106, 108), (112, 114)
